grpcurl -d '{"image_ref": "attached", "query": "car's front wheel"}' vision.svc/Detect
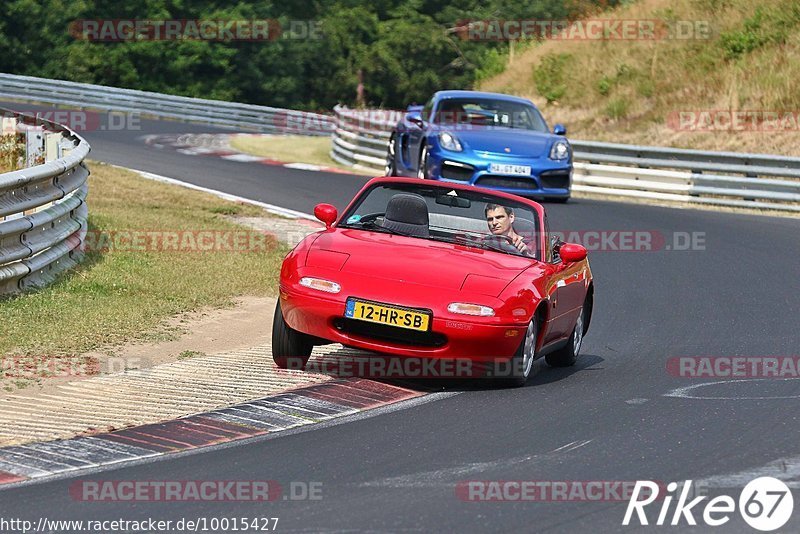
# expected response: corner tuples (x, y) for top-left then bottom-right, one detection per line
(417, 145), (429, 179)
(385, 134), (397, 176)
(496, 316), (538, 387)
(545, 305), (585, 367)
(272, 299), (313, 370)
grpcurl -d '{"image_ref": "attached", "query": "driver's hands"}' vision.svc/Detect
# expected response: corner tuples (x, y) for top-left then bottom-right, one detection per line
(511, 235), (530, 255)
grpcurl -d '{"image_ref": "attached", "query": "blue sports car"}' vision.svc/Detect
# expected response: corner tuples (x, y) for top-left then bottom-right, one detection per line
(385, 90), (572, 202)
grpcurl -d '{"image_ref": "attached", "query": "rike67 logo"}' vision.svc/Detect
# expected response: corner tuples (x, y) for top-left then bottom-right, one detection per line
(623, 477), (794, 531)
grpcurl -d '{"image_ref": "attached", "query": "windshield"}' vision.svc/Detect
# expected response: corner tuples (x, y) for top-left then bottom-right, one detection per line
(339, 183), (542, 259)
(433, 98), (549, 132)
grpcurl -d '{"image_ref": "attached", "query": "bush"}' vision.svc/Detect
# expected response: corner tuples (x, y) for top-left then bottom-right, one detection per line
(533, 53), (572, 103)
(605, 98), (629, 120)
(597, 76), (612, 96)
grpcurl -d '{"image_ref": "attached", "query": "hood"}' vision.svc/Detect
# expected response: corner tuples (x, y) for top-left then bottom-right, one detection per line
(440, 127), (555, 158)
(308, 229), (533, 297)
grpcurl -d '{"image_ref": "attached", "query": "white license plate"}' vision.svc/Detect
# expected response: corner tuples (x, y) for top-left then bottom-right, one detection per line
(489, 163), (531, 176)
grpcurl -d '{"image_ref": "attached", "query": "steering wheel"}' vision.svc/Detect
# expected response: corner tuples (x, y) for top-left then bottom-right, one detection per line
(483, 234), (535, 258)
(483, 234), (520, 252)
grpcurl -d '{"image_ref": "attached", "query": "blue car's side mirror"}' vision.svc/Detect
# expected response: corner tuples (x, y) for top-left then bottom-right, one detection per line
(406, 111), (424, 128)
(553, 123), (567, 136)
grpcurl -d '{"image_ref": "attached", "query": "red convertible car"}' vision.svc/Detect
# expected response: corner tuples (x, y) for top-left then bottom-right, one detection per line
(273, 177), (593, 386)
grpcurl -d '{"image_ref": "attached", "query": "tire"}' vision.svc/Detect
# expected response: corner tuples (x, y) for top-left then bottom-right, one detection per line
(495, 315), (538, 387)
(385, 134), (398, 176)
(550, 197), (570, 204)
(545, 304), (585, 367)
(272, 299), (313, 370)
(417, 145), (429, 179)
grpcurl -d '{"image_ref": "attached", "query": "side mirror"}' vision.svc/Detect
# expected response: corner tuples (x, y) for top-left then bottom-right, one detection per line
(553, 123), (567, 136)
(559, 243), (586, 263)
(314, 203), (337, 228)
(405, 111), (424, 128)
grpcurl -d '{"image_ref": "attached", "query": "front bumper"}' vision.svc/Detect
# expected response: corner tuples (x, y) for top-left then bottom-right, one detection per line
(280, 283), (526, 362)
(427, 146), (572, 198)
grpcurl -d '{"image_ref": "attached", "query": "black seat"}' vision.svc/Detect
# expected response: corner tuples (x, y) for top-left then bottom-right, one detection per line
(380, 193), (430, 238)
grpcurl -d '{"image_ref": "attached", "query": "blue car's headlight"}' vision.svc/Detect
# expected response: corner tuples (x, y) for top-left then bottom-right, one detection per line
(439, 131), (463, 152)
(550, 140), (570, 160)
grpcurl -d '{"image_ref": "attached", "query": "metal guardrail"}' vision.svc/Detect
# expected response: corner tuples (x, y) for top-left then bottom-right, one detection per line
(0, 73), (335, 136)
(0, 109), (90, 295)
(331, 105), (800, 213)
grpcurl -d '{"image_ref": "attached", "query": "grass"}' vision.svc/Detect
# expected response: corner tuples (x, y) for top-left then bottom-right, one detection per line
(228, 134), (349, 170)
(480, 0), (800, 156)
(177, 350), (207, 360)
(0, 161), (289, 357)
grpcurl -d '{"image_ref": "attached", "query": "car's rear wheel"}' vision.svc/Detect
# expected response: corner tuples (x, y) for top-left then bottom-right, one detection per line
(496, 316), (538, 387)
(385, 134), (397, 176)
(272, 299), (313, 370)
(545, 305), (585, 367)
(417, 145), (429, 179)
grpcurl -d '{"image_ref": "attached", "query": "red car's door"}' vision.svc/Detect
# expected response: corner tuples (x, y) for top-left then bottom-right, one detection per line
(549, 260), (587, 337)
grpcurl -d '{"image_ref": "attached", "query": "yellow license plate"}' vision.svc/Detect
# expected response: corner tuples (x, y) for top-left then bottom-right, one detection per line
(345, 299), (431, 331)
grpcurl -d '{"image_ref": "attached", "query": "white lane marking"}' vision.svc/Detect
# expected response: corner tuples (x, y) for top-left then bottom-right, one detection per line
(220, 153), (267, 162)
(625, 398), (649, 405)
(114, 166), (318, 221)
(358, 455), (539, 488)
(551, 439), (593, 453)
(284, 162), (324, 171)
(695, 454), (800, 490)
(360, 438), (594, 488)
(664, 378), (800, 400)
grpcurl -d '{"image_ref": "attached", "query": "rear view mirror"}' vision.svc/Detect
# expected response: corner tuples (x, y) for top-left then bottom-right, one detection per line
(553, 123), (567, 136)
(435, 194), (471, 208)
(314, 203), (338, 228)
(559, 243), (587, 263)
(405, 111), (424, 128)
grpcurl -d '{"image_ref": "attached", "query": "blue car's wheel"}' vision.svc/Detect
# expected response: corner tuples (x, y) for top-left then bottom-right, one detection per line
(385, 134), (397, 176)
(417, 144), (429, 179)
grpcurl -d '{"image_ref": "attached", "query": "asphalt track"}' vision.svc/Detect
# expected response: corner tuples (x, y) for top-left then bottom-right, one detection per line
(1, 104), (799, 532)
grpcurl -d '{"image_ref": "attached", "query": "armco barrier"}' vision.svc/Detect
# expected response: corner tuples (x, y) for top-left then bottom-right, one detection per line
(0, 109), (89, 295)
(0, 73), (335, 135)
(331, 105), (800, 213)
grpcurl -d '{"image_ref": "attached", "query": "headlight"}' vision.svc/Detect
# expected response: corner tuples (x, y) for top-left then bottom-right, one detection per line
(439, 131), (463, 152)
(447, 302), (495, 316)
(299, 277), (341, 294)
(550, 140), (570, 160)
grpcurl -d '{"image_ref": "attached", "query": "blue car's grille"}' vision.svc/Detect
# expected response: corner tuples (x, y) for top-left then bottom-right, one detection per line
(475, 175), (538, 190)
(539, 170), (571, 189)
(440, 162), (473, 181)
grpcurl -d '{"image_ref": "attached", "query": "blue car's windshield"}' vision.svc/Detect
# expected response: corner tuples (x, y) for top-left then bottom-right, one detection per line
(433, 98), (549, 132)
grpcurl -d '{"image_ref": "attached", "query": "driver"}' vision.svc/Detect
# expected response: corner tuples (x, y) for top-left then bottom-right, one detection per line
(484, 204), (532, 256)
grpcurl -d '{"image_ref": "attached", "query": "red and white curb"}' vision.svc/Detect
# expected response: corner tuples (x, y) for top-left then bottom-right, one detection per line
(0, 379), (422, 486)
(142, 133), (363, 176)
